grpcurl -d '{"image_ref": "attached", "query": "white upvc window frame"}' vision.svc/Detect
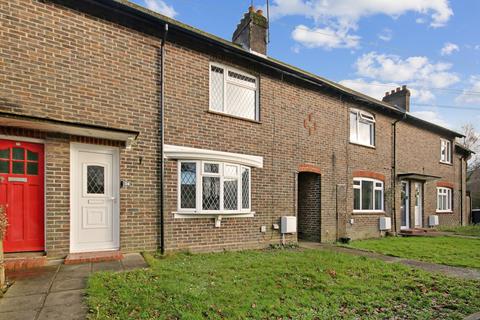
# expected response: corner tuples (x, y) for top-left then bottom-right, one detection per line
(440, 139), (452, 164)
(177, 160), (252, 215)
(353, 177), (384, 213)
(209, 62), (259, 121)
(437, 187), (452, 212)
(349, 109), (376, 147)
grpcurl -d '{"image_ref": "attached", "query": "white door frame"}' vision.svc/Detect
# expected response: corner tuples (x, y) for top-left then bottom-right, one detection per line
(414, 182), (423, 228)
(400, 181), (410, 230)
(70, 143), (120, 253)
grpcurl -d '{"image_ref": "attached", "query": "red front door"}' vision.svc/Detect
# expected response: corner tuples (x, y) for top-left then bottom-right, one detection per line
(0, 139), (44, 252)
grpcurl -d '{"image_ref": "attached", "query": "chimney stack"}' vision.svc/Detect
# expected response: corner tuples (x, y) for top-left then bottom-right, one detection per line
(382, 85), (411, 112)
(232, 6), (268, 55)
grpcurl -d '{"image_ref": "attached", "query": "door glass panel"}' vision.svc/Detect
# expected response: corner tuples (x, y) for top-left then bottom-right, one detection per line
(27, 150), (38, 161)
(12, 148), (24, 160)
(0, 149), (8, 159)
(12, 161), (24, 174)
(0, 160), (8, 173)
(27, 162), (38, 175)
(87, 165), (105, 194)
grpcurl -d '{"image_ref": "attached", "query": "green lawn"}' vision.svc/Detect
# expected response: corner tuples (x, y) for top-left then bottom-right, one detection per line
(87, 249), (480, 319)
(439, 224), (480, 237)
(349, 236), (480, 269)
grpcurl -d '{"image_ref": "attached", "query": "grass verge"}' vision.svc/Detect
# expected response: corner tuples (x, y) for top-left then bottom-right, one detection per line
(349, 236), (480, 269)
(87, 249), (480, 319)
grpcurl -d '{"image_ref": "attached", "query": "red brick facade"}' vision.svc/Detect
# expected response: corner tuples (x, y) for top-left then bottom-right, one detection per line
(0, 0), (470, 256)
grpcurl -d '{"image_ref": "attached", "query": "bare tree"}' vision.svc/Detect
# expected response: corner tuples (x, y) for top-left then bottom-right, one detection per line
(460, 123), (480, 181)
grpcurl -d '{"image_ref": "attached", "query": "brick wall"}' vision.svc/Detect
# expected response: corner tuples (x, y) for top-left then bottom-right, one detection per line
(297, 172), (321, 241)
(1, 0), (161, 257)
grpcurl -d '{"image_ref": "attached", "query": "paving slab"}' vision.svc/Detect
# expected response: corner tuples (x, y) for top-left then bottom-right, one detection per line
(0, 310), (37, 320)
(1, 252), (148, 320)
(0, 294), (45, 312)
(44, 289), (85, 307)
(37, 303), (88, 320)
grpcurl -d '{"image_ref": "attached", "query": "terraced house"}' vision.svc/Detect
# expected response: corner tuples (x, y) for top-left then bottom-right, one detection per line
(0, 0), (472, 264)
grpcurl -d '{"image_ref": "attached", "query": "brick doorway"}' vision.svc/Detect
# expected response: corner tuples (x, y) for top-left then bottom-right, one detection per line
(297, 172), (321, 242)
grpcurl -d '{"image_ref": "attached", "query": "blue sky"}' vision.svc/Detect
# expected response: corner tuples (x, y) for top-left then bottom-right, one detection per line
(134, 0), (480, 134)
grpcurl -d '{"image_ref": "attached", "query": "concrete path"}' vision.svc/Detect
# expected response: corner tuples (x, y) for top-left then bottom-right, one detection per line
(0, 253), (148, 320)
(299, 242), (480, 280)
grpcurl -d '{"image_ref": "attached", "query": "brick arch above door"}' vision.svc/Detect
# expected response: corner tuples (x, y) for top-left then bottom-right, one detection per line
(298, 164), (321, 175)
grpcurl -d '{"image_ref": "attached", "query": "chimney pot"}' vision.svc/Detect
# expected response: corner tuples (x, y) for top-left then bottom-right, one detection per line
(396, 87), (400, 92)
(256, 9), (263, 16)
(390, 90), (395, 94)
(249, 5), (255, 13)
(402, 85), (407, 90)
(385, 92), (389, 96)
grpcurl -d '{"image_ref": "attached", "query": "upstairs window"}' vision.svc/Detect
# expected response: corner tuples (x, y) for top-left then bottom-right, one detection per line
(440, 139), (452, 164)
(437, 187), (452, 212)
(178, 160), (251, 213)
(350, 109), (375, 147)
(353, 178), (384, 212)
(210, 63), (259, 121)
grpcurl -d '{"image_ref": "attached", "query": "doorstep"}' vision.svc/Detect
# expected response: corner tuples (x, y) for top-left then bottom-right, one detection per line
(399, 228), (447, 237)
(4, 252), (48, 271)
(64, 250), (123, 265)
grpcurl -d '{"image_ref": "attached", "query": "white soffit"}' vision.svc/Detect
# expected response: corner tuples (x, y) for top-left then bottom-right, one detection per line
(164, 144), (263, 168)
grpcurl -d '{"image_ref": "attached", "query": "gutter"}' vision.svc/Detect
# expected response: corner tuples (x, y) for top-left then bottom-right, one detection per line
(391, 112), (407, 233)
(159, 23), (169, 255)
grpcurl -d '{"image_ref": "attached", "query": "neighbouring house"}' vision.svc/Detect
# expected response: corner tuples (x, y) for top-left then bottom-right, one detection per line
(467, 167), (480, 209)
(0, 0), (473, 263)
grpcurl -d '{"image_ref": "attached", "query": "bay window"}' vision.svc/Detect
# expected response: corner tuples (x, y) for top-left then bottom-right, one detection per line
(350, 109), (375, 147)
(179, 160), (251, 213)
(437, 187), (452, 212)
(353, 178), (384, 212)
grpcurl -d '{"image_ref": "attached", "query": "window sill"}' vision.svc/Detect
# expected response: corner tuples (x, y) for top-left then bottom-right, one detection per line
(349, 141), (376, 149)
(436, 210), (453, 214)
(439, 161), (453, 166)
(207, 110), (261, 124)
(352, 210), (386, 215)
(173, 211), (255, 219)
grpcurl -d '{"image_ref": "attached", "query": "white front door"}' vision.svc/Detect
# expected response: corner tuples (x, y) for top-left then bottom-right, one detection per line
(70, 144), (119, 253)
(400, 181), (410, 230)
(414, 182), (423, 228)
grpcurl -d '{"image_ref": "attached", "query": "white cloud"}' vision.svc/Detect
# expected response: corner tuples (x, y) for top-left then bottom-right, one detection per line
(440, 42), (459, 56)
(456, 76), (480, 104)
(410, 110), (451, 128)
(355, 52), (459, 89)
(292, 25), (360, 49)
(378, 28), (393, 42)
(269, 0), (452, 49)
(269, 0), (452, 28)
(144, 0), (177, 18)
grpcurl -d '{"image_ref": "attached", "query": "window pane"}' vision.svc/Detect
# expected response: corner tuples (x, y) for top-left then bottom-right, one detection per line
(358, 121), (373, 145)
(361, 180), (373, 210)
(27, 162), (38, 175)
(202, 176), (220, 210)
(242, 167), (250, 209)
(12, 161), (24, 174)
(442, 196), (446, 211)
(0, 160), (8, 173)
(181, 162), (196, 209)
(354, 188), (360, 210)
(12, 148), (24, 160)
(353, 180), (360, 186)
(223, 179), (238, 210)
(375, 190), (382, 210)
(204, 163), (219, 174)
(87, 165), (105, 194)
(27, 150), (38, 161)
(210, 66), (224, 112)
(224, 165), (238, 177)
(0, 149), (8, 159)
(350, 112), (357, 141)
(226, 82), (256, 120)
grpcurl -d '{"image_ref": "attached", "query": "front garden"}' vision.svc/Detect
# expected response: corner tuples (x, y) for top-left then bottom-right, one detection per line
(87, 248), (480, 319)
